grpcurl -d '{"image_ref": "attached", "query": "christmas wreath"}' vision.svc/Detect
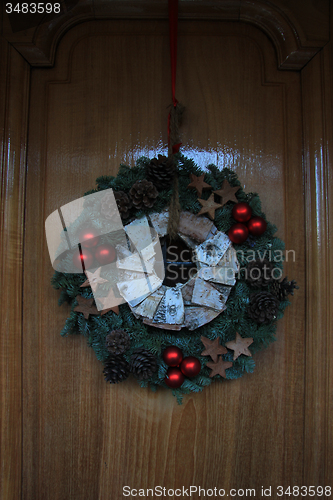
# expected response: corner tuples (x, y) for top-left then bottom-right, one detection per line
(50, 153), (297, 403)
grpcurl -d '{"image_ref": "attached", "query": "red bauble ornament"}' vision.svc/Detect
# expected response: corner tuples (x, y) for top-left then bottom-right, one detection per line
(94, 244), (116, 265)
(180, 356), (201, 378)
(72, 248), (94, 270)
(79, 228), (100, 248)
(228, 223), (249, 244)
(164, 367), (185, 388)
(248, 216), (267, 236)
(232, 202), (252, 223)
(163, 346), (183, 367)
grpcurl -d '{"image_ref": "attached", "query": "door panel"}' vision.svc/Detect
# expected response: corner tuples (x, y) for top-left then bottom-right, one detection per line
(302, 46), (333, 486)
(24, 19), (305, 499)
(0, 38), (29, 500)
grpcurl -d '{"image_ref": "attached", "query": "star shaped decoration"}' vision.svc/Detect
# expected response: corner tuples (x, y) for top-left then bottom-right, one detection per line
(201, 335), (227, 363)
(207, 356), (233, 378)
(74, 295), (99, 320)
(197, 193), (222, 220)
(80, 267), (108, 292)
(187, 173), (212, 197)
(97, 286), (123, 315)
(100, 306), (119, 316)
(213, 179), (240, 206)
(225, 332), (253, 360)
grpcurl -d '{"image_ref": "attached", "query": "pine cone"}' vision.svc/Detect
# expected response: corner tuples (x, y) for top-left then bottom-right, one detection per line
(105, 329), (131, 355)
(129, 348), (157, 380)
(248, 291), (280, 324)
(270, 277), (299, 301)
(103, 354), (130, 384)
(246, 259), (277, 288)
(280, 277), (298, 297)
(129, 180), (158, 209)
(146, 154), (175, 190)
(115, 191), (132, 219)
(101, 190), (132, 220)
(269, 280), (281, 300)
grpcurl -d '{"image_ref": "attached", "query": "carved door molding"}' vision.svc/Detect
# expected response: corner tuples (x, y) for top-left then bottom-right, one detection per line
(1, 0), (329, 68)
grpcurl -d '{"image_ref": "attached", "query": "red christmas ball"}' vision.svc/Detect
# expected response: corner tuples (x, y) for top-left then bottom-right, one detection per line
(232, 202), (252, 223)
(163, 346), (183, 367)
(72, 248), (94, 270)
(164, 367), (185, 388)
(94, 244), (116, 265)
(180, 356), (201, 378)
(248, 216), (267, 236)
(79, 228), (100, 248)
(228, 223), (249, 244)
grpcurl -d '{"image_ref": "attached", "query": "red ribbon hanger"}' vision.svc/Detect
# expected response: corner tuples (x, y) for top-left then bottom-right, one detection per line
(169, 0), (178, 108)
(167, 0), (181, 154)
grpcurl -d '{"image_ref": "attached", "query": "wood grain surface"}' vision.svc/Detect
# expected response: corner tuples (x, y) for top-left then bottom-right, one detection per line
(0, 9), (332, 500)
(0, 36), (30, 500)
(302, 37), (333, 486)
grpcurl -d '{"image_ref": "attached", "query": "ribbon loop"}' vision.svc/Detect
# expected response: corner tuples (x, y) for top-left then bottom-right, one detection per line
(168, 0), (179, 108)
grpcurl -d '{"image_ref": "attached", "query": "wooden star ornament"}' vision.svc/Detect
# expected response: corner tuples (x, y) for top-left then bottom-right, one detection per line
(100, 306), (119, 316)
(225, 332), (253, 360)
(80, 267), (108, 292)
(74, 295), (99, 319)
(187, 173), (212, 197)
(197, 193), (222, 220)
(97, 286), (123, 315)
(213, 179), (240, 206)
(201, 336), (227, 363)
(207, 356), (233, 378)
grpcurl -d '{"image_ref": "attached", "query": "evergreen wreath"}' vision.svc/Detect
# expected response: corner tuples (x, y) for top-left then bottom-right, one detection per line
(51, 153), (297, 404)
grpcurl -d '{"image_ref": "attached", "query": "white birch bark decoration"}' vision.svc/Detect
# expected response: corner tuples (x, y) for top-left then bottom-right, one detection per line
(117, 274), (162, 307)
(131, 288), (164, 319)
(116, 244), (132, 259)
(119, 212), (238, 330)
(152, 293), (167, 323)
(194, 231), (231, 266)
(192, 278), (227, 311)
(209, 283), (232, 303)
(119, 269), (147, 282)
(164, 286), (185, 324)
(140, 236), (159, 262)
(117, 252), (155, 274)
(125, 216), (152, 252)
(148, 210), (169, 237)
(153, 286), (185, 325)
(181, 278), (196, 304)
(197, 266), (236, 286)
(143, 319), (183, 331)
(218, 245), (239, 273)
(184, 306), (221, 330)
(178, 211), (216, 242)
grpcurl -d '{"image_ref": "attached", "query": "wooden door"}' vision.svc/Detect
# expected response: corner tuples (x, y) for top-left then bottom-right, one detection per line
(1, 3), (332, 499)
